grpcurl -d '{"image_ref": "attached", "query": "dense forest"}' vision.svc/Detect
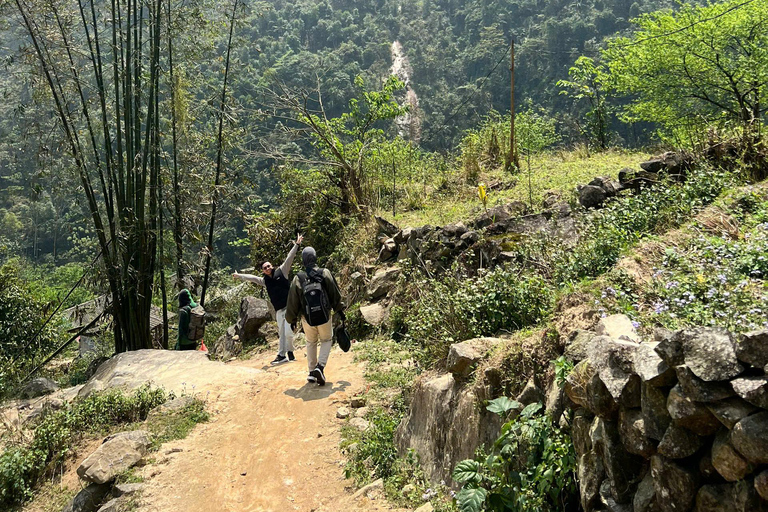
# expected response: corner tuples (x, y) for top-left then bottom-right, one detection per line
(1, 0), (680, 267)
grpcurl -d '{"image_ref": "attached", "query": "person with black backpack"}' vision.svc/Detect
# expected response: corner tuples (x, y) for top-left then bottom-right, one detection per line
(285, 246), (345, 386)
(176, 289), (202, 350)
(233, 234), (303, 365)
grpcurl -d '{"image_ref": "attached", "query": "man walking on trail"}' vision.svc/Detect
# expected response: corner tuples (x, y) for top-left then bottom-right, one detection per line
(285, 247), (345, 386)
(233, 234), (303, 365)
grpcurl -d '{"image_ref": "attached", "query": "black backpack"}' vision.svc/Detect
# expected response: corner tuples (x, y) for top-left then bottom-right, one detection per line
(298, 268), (331, 326)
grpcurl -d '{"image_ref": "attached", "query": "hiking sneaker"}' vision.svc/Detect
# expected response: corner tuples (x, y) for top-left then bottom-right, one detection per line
(310, 365), (326, 386)
(270, 354), (289, 365)
(287, 351), (296, 362)
(307, 373), (317, 383)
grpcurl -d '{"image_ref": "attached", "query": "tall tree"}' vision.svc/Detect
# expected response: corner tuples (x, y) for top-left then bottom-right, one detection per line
(14, 0), (165, 352)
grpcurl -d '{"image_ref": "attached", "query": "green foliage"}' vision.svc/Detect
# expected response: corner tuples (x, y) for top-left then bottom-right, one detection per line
(602, 0), (768, 143)
(553, 356), (574, 388)
(343, 406), (404, 486)
(403, 266), (554, 366)
(453, 401), (578, 512)
(0, 386), (168, 507)
(0, 260), (65, 397)
(545, 166), (735, 285)
(558, 56), (613, 150)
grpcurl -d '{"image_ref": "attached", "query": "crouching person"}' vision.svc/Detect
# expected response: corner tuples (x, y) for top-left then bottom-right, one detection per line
(285, 247), (345, 386)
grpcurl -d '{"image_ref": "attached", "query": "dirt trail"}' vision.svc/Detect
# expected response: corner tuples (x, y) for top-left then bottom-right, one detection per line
(134, 347), (404, 512)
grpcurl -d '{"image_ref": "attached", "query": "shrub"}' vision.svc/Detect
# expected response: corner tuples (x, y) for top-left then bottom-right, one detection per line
(453, 399), (578, 512)
(0, 385), (168, 508)
(343, 406), (404, 486)
(403, 266), (555, 366)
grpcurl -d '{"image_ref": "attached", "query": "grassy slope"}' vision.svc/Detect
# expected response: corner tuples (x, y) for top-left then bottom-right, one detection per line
(385, 148), (651, 228)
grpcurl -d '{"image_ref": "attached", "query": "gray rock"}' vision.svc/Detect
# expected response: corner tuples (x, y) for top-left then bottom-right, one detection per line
(657, 425), (702, 459)
(698, 448), (719, 480)
(112, 483), (144, 497)
(336, 407), (351, 419)
(472, 201), (528, 228)
(678, 328), (744, 381)
(730, 375), (768, 408)
(667, 385), (722, 436)
(621, 374), (642, 409)
(733, 330), (768, 368)
(351, 478), (384, 500)
(393, 227), (413, 245)
(378, 238), (398, 261)
(350, 396), (366, 408)
(564, 360), (594, 408)
(359, 304), (388, 327)
(654, 330), (685, 367)
(77, 431), (151, 484)
(587, 373), (619, 418)
(643, 382), (673, 441)
(600, 479), (633, 512)
(61, 483), (112, 512)
(235, 296), (272, 343)
(634, 473), (658, 512)
(587, 335), (639, 401)
(148, 396), (196, 418)
(755, 470), (768, 501)
(545, 380), (566, 424)
(580, 185), (607, 209)
(96, 498), (129, 512)
(731, 411), (768, 464)
(596, 314), (639, 341)
(366, 267), (401, 299)
(354, 406), (369, 418)
(640, 158), (666, 173)
(572, 409), (594, 455)
(600, 419), (645, 502)
(214, 325), (241, 360)
(651, 455), (698, 512)
(349, 417), (371, 431)
(634, 342), (676, 386)
(619, 407), (656, 457)
(676, 366), (735, 402)
(578, 450), (604, 511)
(414, 504), (435, 512)
(375, 216), (399, 236)
(695, 481), (767, 512)
(445, 338), (498, 377)
(711, 430), (752, 482)
(565, 329), (595, 362)
(706, 397), (758, 429)
(459, 230), (479, 246)
(516, 377), (545, 406)
(20, 377), (59, 399)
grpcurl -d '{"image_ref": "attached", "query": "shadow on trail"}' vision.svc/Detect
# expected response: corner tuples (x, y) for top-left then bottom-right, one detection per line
(283, 380), (351, 401)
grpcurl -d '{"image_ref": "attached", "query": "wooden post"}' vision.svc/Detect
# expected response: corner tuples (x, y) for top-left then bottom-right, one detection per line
(507, 39), (519, 172)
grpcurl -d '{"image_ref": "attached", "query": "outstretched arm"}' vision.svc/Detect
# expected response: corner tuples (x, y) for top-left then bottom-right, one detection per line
(232, 272), (265, 287)
(279, 234), (303, 277)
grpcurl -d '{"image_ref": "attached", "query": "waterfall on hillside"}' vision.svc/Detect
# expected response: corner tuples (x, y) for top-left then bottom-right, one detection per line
(390, 41), (422, 144)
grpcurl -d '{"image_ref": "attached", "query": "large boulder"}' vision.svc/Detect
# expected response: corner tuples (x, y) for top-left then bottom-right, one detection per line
(445, 338), (498, 377)
(619, 407), (656, 457)
(587, 335), (639, 402)
(235, 296), (271, 343)
(678, 328), (743, 382)
(643, 382), (672, 441)
(472, 201), (528, 229)
(730, 412), (768, 465)
(20, 377), (60, 399)
(516, 377), (545, 406)
(366, 267), (401, 300)
(651, 455), (698, 512)
(77, 430), (151, 484)
(598, 419), (645, 502)
(578, 450), (605, 511)
(756, 470), (768, 501)
(634, 473), (659, 512)
(213, 325), (241, 360)
(375, 216), (399, 236)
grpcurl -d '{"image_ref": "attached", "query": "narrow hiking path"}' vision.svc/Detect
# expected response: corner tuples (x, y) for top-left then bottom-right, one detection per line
(133, 345), (405, 512)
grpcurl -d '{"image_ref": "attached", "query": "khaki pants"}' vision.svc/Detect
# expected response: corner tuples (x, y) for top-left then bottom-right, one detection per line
(302, 317), (332, 372)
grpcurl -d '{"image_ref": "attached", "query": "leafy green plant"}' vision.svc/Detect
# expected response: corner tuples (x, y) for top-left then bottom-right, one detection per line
(0, 386), (168, 507)
(453, 399), (578, 512)
(553, 356), (574, 388)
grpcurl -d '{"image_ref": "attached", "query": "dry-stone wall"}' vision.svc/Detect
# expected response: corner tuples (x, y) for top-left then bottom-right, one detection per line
(564, 321), (768, 512)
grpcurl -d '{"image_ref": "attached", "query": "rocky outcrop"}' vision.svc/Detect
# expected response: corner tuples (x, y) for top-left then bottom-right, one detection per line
(445, 338), (499, 377)
(20, 377), (60, 399)
(565, 322), (768, 511)
(62, 483), (112, 512)
(395, 372), (501, 484)
(213, 296), (272, 359)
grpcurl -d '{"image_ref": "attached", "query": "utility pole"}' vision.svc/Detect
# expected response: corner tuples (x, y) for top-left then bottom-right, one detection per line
(507, 39), (519, 173)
